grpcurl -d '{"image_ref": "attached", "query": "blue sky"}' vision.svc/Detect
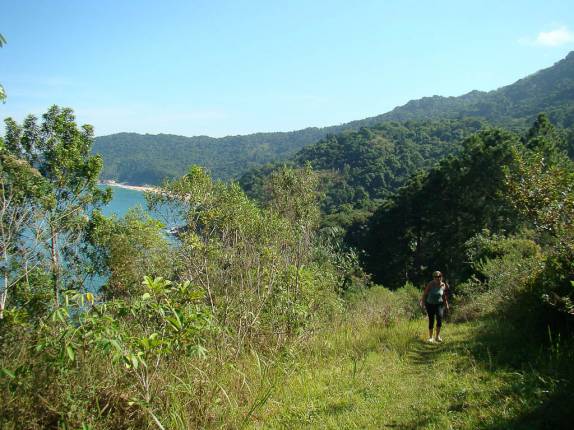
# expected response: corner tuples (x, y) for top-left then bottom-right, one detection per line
(1, 0), (574, 137)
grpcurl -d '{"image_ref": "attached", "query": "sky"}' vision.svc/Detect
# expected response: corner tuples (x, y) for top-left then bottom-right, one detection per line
(1, 0), (574, 137)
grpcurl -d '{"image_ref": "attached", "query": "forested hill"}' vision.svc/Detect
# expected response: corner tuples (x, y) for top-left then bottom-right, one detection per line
(93, 127), (342, 185)
(93, 51), (574, 185)
(239, 119), (487, 228)
(353, 51), (574, 129)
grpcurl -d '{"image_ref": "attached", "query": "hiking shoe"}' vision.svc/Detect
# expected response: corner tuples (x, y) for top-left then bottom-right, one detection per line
(435, 336), (443, 343)
(427, 337), (435, 343)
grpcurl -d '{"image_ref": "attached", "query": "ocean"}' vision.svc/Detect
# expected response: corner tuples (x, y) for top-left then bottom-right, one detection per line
(99, 185), (148, 217)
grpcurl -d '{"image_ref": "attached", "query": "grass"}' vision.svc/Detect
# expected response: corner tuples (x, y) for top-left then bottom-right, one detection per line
(2, 287), (572, 429)
(244, 290), (574, 429)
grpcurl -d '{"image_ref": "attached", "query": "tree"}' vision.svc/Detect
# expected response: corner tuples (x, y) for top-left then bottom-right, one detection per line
(507, 117), (574, 237)
(264, 163), (320, 231)
(0, 147), (51, 318)
(3, 106), (111, 306)
(89, 208), (174, 299)
(356, 128), (522, 288)
(147, 165), (339, 345)
(264, 163), (321, 297)
(505, 118), (574, 318)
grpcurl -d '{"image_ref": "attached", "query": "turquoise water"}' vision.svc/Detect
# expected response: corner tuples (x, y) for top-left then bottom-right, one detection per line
(99, 185), (180, 229)
(99, 186), (148, 217)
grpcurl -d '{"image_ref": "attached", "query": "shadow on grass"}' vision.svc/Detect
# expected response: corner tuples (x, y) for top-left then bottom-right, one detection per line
(408, 315), (574, 430)
(470, 317), (574, 430)
(382, 415), (434, 429)
(406, 340), (448, 367)
(486, 386), (574, 430)
(321, 399), (355, 416)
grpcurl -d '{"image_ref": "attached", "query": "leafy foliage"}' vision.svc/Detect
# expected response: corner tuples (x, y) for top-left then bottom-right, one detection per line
(241, 119), (486, 230)
(0, 159), (363, 427)
(2, 106), (112, 309)
(89, 208), (175, 299)
(454, 230), (545, 322)
(1, 281), (211, 427)
(147, 165), (344, 341)
(504, 115), (574, 322)
(0, 148), (52, 319)
(354, 128), (522, 288)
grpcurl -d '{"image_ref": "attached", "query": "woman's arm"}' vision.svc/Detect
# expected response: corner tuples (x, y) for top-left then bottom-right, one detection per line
(420, 283), (431, 306)
(443, 282), (450, 310)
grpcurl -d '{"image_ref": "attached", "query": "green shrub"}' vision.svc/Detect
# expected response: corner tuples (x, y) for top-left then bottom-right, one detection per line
(454, 231), (545, 323)
(89, 208), (176, 299)
(393, 282), (423, 320)
(345, 284), (423, 329)
(535, 245), (574, 331)
(0, 277), (213, 428)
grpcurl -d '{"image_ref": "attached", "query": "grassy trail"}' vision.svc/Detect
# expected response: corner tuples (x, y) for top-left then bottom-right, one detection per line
(249, 316), (571, 429)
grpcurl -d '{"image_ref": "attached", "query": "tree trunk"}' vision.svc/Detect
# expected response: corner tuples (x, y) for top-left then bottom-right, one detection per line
(0, 272), (7, 320)
(1, 241), (9, 319)
(51, 226), (60, 307)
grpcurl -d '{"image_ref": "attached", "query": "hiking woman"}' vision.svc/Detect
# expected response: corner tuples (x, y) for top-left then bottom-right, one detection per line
(420, 270), (449, 343)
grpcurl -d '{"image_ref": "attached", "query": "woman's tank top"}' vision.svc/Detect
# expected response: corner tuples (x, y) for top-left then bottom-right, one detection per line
(426, 281), (446, 305)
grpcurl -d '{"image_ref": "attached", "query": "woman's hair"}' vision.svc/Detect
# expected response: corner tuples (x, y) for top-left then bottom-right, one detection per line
(432, 270), (442, 278)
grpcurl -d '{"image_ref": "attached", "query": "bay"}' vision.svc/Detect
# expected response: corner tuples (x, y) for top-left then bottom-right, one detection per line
(99, 185), (148, 217)
(99, 185), (180, 230)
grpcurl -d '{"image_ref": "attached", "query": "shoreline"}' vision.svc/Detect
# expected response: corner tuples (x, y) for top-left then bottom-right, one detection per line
(99, 180), (159, 193)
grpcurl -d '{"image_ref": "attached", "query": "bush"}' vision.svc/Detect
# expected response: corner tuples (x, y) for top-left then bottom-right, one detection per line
(345, 283), (423, 329)
(453, 231), (545, 323)
(89, 208), (176, 299)
(535, 245), (574, 331)
(0, 278), (213, 428)
(393, 282), (423, 320)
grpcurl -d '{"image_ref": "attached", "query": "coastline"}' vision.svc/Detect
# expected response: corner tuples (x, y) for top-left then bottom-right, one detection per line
(99, 180), (159, 193)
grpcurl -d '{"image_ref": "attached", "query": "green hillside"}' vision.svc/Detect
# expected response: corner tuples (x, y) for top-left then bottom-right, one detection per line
(356, 51), (574, 129)
(240, 119), (487, 228)
(352, 114), (574, 288)
(93, 51), (574, 185)
(94, 128), (342, 185)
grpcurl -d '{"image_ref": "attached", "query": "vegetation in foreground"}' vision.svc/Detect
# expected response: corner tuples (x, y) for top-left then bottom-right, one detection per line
(252, 288), (574, 429)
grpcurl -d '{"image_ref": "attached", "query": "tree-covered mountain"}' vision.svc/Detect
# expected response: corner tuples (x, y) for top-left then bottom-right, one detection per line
(355, 51), (574, 130)
(351, 114), (574, 290)
(93, 51), (574, 185)
(239, 119), (487, 228)
(94, 128), (345, 185)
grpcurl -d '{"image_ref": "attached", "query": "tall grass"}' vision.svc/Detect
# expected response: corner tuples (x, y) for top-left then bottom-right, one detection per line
(1, 281), (573, 429)
(250, 287), (574, 429)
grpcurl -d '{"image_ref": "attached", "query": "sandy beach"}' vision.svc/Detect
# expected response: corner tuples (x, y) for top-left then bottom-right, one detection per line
(99, 180), (159, 193)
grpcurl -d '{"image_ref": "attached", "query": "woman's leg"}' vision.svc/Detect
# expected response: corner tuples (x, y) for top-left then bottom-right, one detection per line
(425, 303), (436, 339)
(435, 304), (444, 340)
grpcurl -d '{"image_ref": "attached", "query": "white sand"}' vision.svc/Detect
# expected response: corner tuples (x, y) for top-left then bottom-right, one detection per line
(99, 180), (158, 193)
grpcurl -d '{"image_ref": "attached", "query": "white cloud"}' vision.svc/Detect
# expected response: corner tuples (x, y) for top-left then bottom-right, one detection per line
(520, 26), (574, 47)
